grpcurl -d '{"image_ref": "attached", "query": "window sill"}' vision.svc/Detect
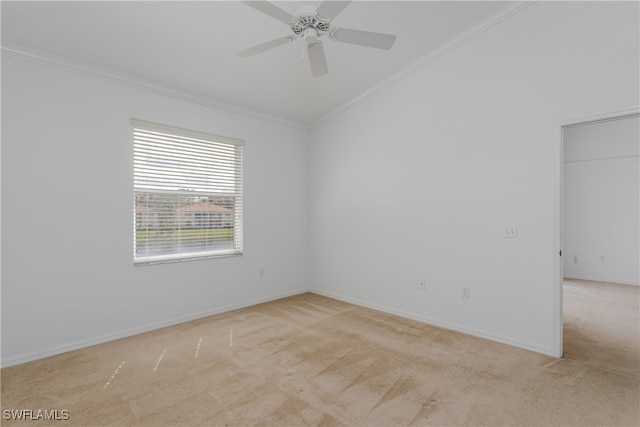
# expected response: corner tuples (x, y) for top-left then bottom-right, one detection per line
(134, 250), (243, 266)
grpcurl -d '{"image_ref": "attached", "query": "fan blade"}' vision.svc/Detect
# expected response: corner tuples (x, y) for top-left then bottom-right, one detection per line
(329, 28), (396, 50)
(307, 42), (328, 77)
(237, 36), (293, 57)
(243, 1), (296, 24)
(316, 1), (351, 21)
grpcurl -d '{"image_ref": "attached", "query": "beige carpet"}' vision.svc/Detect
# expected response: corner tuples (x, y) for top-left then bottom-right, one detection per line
(563, 279), (639, 379)
(1, 282), (638, 426)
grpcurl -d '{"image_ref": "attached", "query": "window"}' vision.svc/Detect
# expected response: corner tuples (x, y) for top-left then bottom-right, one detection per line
(132, 119), (243, 265)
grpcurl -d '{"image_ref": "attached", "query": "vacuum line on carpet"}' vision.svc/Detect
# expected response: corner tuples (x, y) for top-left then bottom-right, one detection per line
(195, 337), (203, 359)
(154, 349), (167, 371)
(103, 361), (126, 390)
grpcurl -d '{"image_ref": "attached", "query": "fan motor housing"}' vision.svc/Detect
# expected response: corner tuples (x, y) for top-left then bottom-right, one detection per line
(291, 14), (330, 37)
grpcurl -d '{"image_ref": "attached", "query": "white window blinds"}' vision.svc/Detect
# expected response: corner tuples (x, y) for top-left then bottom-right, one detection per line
(132, 119), (243, 264)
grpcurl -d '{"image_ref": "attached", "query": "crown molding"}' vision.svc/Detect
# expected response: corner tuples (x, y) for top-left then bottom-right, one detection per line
(309, 1), (537, 129)
(2, 1), (535, 132)
(1, 42), (309, 131)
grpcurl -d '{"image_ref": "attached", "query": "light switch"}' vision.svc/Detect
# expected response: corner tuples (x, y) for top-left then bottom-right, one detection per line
(503, 226), (518, 238)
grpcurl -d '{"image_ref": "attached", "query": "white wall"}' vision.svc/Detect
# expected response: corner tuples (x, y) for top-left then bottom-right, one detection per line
(1, 56), (310, 366)
(309, 1), (639, 356)
(563, 116), (639, 285)
(2, 1), (638, 366)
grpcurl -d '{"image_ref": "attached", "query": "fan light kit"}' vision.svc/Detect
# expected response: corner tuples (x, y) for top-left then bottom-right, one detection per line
(238, 0), (397, 77)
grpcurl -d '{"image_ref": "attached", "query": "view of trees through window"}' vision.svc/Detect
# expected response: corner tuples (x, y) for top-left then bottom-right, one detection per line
(134, 193), (236, 258)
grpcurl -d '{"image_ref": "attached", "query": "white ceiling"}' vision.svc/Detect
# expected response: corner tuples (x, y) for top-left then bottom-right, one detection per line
(1, 1), (519, 125)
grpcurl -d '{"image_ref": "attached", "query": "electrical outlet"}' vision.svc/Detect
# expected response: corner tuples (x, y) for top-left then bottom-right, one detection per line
(419, 280), (426, 291)
(461, 287), (470, 298)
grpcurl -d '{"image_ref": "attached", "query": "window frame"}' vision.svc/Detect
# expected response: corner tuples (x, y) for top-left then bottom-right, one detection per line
(132, 119), (244, 265)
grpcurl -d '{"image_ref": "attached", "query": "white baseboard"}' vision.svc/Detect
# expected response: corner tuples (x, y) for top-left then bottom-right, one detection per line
(563, 274), (639, 286)
(2, 286), (560, 367)
(309, 289), (557, 358)
(1, 288), (309, 368)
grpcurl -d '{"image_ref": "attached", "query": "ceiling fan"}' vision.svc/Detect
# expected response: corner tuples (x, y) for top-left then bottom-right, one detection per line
(238, 0), (397, 77)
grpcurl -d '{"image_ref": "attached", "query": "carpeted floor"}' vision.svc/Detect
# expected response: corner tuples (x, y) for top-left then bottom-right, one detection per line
(563, 279), (639, 379)
(1, 280), (638, 426)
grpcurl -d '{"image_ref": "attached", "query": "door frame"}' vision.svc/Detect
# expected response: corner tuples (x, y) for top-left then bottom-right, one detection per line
(553, 105), (639, 358)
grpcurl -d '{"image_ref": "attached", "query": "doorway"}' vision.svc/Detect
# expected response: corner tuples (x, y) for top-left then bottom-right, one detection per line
(556, 109), (639, 359)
